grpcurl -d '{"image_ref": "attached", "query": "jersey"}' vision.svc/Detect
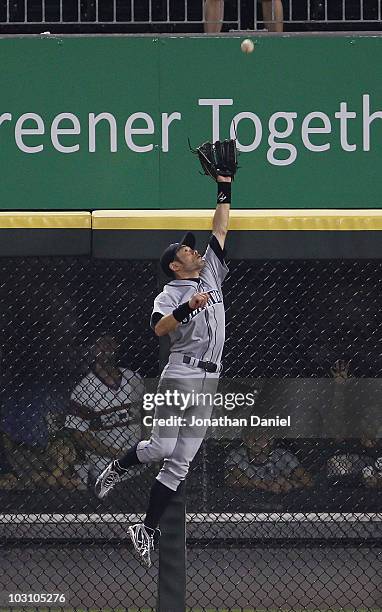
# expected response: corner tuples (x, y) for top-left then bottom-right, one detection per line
(151, 235), (229, 365)
(66, 367), (144, 441)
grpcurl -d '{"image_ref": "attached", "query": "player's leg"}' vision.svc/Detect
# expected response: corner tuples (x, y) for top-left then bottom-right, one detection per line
(130, 379), (217, 566)
(95, 376), (183, 498)
(156, 393), (215, 491)
(129, 374), (217, 566)
(128, 478), (176, 568)
(129, 419), (214, 567)
(94, 429), (179, 499)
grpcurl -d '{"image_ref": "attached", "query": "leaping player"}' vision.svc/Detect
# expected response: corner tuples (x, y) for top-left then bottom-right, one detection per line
(95, 139), (238, 567)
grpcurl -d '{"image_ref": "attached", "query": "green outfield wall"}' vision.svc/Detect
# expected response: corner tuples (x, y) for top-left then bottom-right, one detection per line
(1, 34), (382, 211)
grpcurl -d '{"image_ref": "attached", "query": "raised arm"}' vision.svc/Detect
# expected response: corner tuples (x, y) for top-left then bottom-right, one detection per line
(193, 138), (237, 250)
(213, 175), (231, 250)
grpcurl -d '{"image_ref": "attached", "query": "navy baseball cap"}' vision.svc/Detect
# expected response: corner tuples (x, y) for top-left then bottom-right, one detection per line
(160, 232), (196, 277)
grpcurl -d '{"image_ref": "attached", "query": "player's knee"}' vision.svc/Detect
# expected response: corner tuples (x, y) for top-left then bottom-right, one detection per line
(137, 437), (178, 462)
(151, 438), (178, 461)
(161, 442), (177, 460)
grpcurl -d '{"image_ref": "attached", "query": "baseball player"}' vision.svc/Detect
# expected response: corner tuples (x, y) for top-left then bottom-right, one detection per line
(95, 139), (238, 567)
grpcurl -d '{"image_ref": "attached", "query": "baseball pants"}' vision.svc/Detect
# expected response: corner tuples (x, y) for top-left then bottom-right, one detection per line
(136, 362), (219, 491)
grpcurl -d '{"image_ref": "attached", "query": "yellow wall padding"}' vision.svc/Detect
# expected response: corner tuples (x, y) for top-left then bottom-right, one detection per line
(0, 212), (91, 229)
(92, 210), (382, 231)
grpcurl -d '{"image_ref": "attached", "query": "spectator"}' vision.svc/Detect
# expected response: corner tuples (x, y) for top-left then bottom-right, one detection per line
(321, 358), (351, 439)
(362, 455), (382, 489)
(65, 334), (144, 486)
(0, 408), (83, 490)
(225, 428), (312, 493)
(1, 382), (53, 450)
(0, 370), (101, 491)
(327, 436), (380, 488)
(323, 359), (382, 489)
(204, 0), (283, 33)
(325, 358), (382, 447)
(261, 0), (284, 32)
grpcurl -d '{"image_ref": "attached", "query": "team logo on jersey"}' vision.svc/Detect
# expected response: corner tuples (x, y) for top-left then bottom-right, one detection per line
(181, 290), (223, 324)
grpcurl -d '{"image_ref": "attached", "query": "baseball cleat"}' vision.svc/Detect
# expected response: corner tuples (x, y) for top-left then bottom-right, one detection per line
(128, 524), (160, 568)
(94, 461), (121, 499)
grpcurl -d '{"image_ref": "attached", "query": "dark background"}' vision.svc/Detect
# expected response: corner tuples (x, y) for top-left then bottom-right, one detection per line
(0, 256), (381, 515)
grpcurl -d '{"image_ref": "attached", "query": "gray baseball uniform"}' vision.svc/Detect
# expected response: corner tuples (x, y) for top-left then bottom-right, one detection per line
(135, 235), (228, 490)
(153, 235), (228, 366)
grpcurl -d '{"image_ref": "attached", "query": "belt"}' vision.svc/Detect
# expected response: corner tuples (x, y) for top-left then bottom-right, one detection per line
(183, 356), (218, 373)
(169, 353), (219, 373)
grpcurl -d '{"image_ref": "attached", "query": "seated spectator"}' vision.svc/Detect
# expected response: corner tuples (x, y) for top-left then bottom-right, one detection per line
(0, 367), (102, 491)
(327, 436), (380, 488)
(324, 359), (382, 441)
(0, 345), (84, 490)
(65, 334), (144, 486)
(204, 0), (283, 33)
(0, 410), (83, 490)
(225, 428), (312, 493)
(362, 455), (382, 489)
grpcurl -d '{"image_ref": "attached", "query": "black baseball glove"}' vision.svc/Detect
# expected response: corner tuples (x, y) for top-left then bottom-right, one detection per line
(191, 139), (238, 181)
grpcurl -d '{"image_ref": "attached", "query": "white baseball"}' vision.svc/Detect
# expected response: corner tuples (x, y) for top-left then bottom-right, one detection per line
(241, 39), (254, 54)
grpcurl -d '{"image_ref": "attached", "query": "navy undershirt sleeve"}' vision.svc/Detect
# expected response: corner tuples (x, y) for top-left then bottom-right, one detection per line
(209, 235), (227, 264)
(150, 312), (164, 330)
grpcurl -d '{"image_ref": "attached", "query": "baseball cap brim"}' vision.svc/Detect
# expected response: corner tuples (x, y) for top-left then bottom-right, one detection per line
(160, 232), (196, 277)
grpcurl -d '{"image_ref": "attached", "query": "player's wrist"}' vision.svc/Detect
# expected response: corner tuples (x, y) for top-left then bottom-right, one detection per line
(173, 301), (193, 322)
(217, 181), (231, 205)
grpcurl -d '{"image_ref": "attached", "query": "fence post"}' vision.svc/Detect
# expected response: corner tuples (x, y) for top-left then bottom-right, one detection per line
(157, 481), (186, 612)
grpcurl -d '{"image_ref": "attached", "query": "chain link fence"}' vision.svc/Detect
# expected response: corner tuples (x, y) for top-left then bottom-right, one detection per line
(0, 0), (381, 31)
(0, 256), (381, 610)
